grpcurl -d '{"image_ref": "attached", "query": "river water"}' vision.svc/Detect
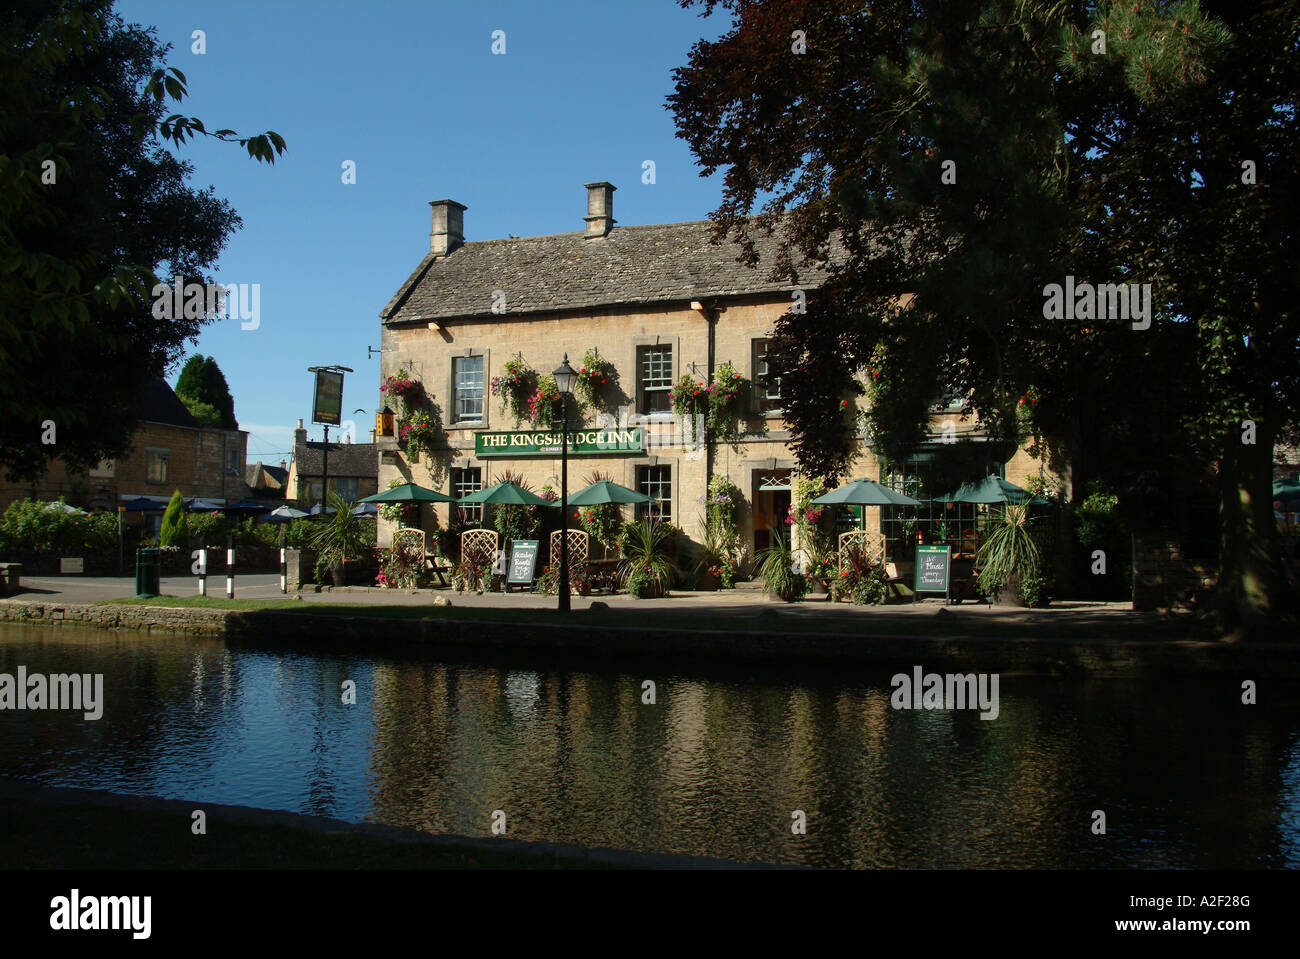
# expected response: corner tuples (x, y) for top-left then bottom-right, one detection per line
(1, 624), (1296, 868)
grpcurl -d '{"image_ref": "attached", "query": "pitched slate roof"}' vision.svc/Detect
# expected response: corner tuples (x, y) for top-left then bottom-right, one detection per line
(292, 440), (378, 479)
(381, 219), (839, 323)
(136, 378), (198, 429)
(246, 461), (289, 488)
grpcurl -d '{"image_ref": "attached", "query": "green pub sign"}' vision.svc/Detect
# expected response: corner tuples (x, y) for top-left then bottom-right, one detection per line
(475, 428), (644, 458)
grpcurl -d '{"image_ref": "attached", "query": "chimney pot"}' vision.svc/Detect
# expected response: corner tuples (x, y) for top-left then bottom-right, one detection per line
(429, 199), (467, 256)
(584, 182), (616, 238)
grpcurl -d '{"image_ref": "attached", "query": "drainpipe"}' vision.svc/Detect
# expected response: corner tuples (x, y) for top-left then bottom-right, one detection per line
(691, 301), (718, 491)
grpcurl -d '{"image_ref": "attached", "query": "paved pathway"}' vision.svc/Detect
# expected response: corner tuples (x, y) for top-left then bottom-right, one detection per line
(14, 572), (1161, 630)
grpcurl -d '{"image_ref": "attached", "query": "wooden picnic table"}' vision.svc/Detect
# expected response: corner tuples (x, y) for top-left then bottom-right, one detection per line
(424, 552), (452, 588)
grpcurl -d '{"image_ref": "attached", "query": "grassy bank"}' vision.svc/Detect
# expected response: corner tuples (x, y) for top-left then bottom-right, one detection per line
(0, 797), (620, 870)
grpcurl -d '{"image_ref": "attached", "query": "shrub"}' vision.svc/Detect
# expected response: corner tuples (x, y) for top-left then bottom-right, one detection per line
(533, 564), (591, 596)
(976, 504), (1043, 597)
(831, 544), (890, 605)
(310, 493), (369, 582)
(158, 490), (188, 547)
(618, 519), (673, 598)
(492, 470), (541, 542)
(188, 511), (227, 547)
(0, 499), (114, 552)
(378, 536), (426, 589)
(575, 471), (623, 549)
(757, 530), (807, 602)
(452, 540), (495, 593)
(692, 513), (739, 588)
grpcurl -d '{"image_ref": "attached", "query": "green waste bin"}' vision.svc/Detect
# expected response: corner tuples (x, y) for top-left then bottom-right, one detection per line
(134, 547), (160, 597)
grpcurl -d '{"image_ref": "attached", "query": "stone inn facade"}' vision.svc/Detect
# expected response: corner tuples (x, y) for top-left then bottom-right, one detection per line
(376, 182), (1047, 562)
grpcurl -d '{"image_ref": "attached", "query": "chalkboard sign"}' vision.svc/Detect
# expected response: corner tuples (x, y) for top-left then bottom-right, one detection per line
(914, 545), (951, 603)
(507, 540), (539, 585)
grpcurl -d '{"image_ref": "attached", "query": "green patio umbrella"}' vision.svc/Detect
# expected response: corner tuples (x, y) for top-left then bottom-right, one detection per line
(458, 481), (554, 507)
(566, 479), (650, 506)
(936, 475), (1046, 505)
(810, 477), (922, 530)
(359, 482), (455, 504)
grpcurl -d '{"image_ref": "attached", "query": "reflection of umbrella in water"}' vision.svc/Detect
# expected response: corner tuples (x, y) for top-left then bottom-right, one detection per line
(936, 475), (1046, 505)
(458, 481), (554, 507)
(359, 482), (455, 504)
(811, 478), (922, 530)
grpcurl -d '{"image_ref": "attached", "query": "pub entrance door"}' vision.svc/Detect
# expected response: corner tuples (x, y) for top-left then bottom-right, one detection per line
(752, 469), (792, 555)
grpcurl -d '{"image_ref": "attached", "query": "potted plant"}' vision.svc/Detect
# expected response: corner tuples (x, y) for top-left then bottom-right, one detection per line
(757, 530), (807, 602)
(831, 544), (890, 605)
(310, 493), (370, 587)
(693, 519), (738, 591)
(618, 519), (674, 598)
(975, 503), (1042, 607)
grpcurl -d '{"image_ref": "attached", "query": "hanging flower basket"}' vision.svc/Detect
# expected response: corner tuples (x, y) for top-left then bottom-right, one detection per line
(529, 374), (569, 429)
(706, 361), (750, 447)
(400, 410), (437, 458)
(491, 358), (539, 424)
(381, 371), (424, 414)
(575, 348), (617, 411)
(670, 375), (708, 442)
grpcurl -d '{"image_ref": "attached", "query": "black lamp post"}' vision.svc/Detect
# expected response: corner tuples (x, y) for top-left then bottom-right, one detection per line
(553, 354), (577, 612)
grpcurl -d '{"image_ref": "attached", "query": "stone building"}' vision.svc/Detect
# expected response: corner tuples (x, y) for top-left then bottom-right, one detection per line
(375, 182), (1049, 561)
(0, 378), (247, 516)
(245, 460), (289, 500)
(285, 419), (380, 506)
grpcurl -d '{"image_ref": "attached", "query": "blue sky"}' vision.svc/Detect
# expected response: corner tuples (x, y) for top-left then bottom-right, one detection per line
(115, 0), (731, 462)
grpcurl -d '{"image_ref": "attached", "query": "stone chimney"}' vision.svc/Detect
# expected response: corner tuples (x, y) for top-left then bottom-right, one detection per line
(294, 418), (307, 448)
(584, 182), (616, 238)
(280, 459), (287, 471)
(429, 199), (467, 256)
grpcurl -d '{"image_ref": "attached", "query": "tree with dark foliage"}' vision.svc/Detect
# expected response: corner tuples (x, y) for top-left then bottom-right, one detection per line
(1, 0), (282, 483)
(669, 0), (1297, 635)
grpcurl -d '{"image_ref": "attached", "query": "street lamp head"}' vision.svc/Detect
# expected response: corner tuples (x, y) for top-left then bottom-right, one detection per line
(553, 354), (577, 396)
